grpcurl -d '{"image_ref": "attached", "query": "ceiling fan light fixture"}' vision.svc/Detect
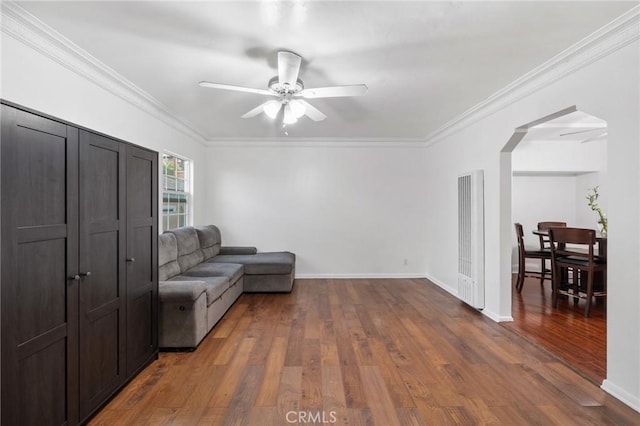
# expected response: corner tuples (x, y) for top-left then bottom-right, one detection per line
(283, 104), (298, 124)
(263, 100), (281, 119)
(288, 99), (306, 119)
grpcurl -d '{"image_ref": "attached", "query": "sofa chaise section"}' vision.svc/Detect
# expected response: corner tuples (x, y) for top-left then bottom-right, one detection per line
(196, 225), (295, 293)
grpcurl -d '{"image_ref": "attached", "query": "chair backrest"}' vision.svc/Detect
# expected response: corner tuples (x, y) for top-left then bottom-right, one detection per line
(514, 223), (525, 258)
(548, 227), (597, 264)
(537, 221), (567, 231)
(537, 221), (567, 249)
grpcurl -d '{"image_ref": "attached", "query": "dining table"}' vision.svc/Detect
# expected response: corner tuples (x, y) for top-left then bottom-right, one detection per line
(532, 228), (607, 259)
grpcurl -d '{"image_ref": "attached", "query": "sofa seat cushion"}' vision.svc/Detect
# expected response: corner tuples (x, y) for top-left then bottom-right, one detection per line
(169, 275), (229, 306)
(210, 252), (294, 275)
(183, 262), (244, 283)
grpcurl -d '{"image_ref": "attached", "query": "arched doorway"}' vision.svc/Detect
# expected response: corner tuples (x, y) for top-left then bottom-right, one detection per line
(499, 105), (608, 383)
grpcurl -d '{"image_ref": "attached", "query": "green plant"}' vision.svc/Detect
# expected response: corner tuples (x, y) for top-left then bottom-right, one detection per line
(586, 186), (607, 234)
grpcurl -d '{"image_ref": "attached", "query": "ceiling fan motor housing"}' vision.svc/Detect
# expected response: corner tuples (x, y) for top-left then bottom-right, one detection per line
(268, 76), (304, 96)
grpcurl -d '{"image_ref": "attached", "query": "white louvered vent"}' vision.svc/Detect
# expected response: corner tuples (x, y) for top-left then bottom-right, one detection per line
(458, 170), (485, 309)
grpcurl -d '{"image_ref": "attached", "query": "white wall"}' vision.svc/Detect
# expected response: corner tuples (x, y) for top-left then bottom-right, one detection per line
(512, 175), (578, 236)
(202, 144), (429, 277)
(513, 139), (607, 173)
(511, 175), (576, 270)
(422, 39), (640, 409)
(0, 34), (208, 223)
(575, 171), (608, 229)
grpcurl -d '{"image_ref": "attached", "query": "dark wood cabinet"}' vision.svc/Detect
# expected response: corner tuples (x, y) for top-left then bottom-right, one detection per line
(1, 104), (81, 426)
(1, 103), (158, 425)
(125, 145), (159, 377)
(78, 130), (128, 419)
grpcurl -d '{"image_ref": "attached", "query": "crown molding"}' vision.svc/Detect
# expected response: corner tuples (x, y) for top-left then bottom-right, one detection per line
(423, 5), (640, 147)
(204, 137), (427, 148)
(0, 2), (207, 144)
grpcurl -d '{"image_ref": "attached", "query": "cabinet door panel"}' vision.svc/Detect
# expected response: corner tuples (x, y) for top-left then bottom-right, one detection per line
(87, 230), (120, 308)
(126, 146), (158, 376)
(78, 130), (126, 420)
(14, 125), (67, 226)
(1, 105), (79, 426)
(18, 339), (68, 425)
(17, 239), (66, 341)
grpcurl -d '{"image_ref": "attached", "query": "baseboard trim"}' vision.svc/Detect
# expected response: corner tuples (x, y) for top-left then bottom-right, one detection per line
(482, 310), (514, 323)
(423, 273), (514, 323)
(295, 274), (427, 279)
(601, 380), (640, 413)
(423, 273), (458, 298)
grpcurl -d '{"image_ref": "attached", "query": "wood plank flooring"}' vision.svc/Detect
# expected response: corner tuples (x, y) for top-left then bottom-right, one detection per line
(503, 275), (606, 384)
(89, 279), (638, 425)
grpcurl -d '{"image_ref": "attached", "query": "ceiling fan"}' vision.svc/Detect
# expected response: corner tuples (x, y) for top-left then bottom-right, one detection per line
(560, 127), (608, 143)
(199, 51), (368, 125)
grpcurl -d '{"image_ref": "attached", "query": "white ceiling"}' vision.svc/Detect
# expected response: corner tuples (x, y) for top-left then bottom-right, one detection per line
(14, 1), (636, 142)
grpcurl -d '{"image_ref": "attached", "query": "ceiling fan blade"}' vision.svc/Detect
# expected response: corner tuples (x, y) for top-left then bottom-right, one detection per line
(299, 100), (326, 121)
(241, 102), (269, 119)
(298, 84), (368, 99)
(278, 51), (302, 87)
(199, 81), (275, 97)
(559, 127), (606, 137)
(580, 132), (608, 143)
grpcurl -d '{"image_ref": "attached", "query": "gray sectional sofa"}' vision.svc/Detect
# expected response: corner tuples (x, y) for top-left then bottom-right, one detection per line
(158, 225), (295, 348)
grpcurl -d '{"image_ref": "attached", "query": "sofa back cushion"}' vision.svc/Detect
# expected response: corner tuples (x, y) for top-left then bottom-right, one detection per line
(167, 227), (204, 272)
(158, 233), (181, 281)
(196, 225), (222, 260)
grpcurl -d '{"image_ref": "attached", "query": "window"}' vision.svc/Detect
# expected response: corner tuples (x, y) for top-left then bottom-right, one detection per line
(162, 153), (192, 230)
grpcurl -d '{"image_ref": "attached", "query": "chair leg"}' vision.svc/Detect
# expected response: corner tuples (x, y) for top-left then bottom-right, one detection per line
(540, 259), (545, 286)
(516, 256), (525, 292)
(584, 270), (594, 317)
(551, 263), (559, 308)
(573, 269), (580, 304)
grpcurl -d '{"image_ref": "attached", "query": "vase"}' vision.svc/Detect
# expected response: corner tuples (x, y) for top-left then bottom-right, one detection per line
(598, 220), (607, 237)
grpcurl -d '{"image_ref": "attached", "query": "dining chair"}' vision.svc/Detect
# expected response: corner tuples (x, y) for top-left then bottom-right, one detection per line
(548, 227), (607, 317)
(514, 223), (552, 292)
(537, 221), (567, 249)
(536, 221), (567, 281)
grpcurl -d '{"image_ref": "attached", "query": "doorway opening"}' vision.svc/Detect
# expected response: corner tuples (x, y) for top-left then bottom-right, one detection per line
(499, 106), (608, 384)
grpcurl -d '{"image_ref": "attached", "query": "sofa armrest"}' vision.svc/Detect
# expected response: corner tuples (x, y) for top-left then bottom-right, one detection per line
(219, 246), (258, 255)
(159, 280), (207, 303)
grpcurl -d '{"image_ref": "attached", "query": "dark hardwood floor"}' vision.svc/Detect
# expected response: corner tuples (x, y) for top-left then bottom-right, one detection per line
(503, 275), (606, 384)
(90, 279), (636, 425)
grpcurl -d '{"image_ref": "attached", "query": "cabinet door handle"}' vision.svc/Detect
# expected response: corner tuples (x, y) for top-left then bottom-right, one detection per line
(126, 258), (135, 262)
(79, 271), (91, 277)
(68, 275), (80, 281)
